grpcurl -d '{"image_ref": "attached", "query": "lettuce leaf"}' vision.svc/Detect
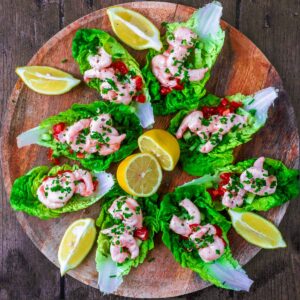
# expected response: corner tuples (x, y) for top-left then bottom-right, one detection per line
(142, 2), (225, 115)
(169, 88), (277, 176)
(72, 28), (154, 128)
(9, 164), (114, 219)
(95, 186), (159, 293)
(182, 158), (300, 212)
(159, 184), (252, 290)
(18, 101), (142, 172)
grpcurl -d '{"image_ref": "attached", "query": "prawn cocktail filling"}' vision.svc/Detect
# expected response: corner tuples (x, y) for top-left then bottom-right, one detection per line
(96, 188), (159, 291)
(9, 164), (114, 219)
(72, 29), (150, 107)
(142, 3), (225, 115)
(169, 88), (278, 176)
(17, 101), (142, 172)
(189, 157), (300, 212)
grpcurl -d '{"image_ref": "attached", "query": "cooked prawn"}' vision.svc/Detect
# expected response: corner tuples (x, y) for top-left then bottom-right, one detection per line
(152, 27), (208, 88)
(240, 157), (277, 196)
(190, 224), (225, 262)
(169, 198), (201, 237)
(108, 196), (143, 229)
(37, 171), (76, 209)
(110, 232), (139, 263)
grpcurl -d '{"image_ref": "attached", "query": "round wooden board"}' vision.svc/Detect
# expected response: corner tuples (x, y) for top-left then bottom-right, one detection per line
(1, 2), (299, 298)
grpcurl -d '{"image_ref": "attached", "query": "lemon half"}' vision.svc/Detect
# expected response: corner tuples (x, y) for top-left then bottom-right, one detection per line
(117, 153), (162, 197)
(138, 129), (180, 171)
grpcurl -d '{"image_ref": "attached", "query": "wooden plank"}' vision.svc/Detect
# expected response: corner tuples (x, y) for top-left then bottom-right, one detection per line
(0, 0), (62, 299)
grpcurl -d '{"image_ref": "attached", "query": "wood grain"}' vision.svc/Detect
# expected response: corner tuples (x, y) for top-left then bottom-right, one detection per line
(0, 1), (299, 299)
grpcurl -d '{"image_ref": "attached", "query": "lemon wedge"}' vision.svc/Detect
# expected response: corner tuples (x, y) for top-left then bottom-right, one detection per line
(16, 66), (81, 95)
(138, 129), (180, 171)
(228, 210), (287, 249)
(58, 218), (97, 275)
(107, 6), (162, 51)
(117, 153), (162, 197)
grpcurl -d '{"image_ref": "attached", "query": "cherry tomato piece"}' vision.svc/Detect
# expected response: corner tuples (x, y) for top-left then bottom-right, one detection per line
(134, 227), (149, 241)
(173, 79), (184, 90)
(220, 98), (229, 106)
(111, 61), (128, 75)
(220, 173), (232, 185)
(213, 225), (223, 237)
(47, 149), (60, 165)
(76, 153), (85, 159)
(189, 223), (200, 231)
(230, 101), (243, 109)
(160, 86), (172, 95)
(93, 180), (98, 191)
(207, 188), (220, 200)
(135, 94), (146, 103)
(134, 76), (143, 91)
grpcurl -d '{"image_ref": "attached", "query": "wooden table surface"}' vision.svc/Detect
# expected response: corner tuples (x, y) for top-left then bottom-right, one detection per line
(0, 0), (299, 299)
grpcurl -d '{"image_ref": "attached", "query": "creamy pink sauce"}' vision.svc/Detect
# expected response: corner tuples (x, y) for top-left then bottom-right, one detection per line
(151, 27), (208, 88)
(101, 197), (143, 263)
(56, 114), (126, 156)
(176, 110), (248, 153)
(222, 157), (277, 208)
(169, 198), (225, 262)
(37, 169), (94, 209)
(83, 48), (138, 105)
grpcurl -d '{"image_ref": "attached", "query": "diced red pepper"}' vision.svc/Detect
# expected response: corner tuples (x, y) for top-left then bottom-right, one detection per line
(47, 149), (60, 165)
(93, 180), (98, 191)
(111, 60), (128, 75)
(134, 76), (143, 91)
(69, 149), (74, 154)
(160, 86), (172, 95)
(173, 79), (184, 91)
(134, 227), (149, 241)
(220, 172), (232, 185)
(76, 152), (85, 159)
(213, 225), (223, 237)
(135, 94), (146, 103)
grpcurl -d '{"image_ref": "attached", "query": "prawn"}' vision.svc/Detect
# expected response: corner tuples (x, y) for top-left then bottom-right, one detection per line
(169, 198), (201, 237)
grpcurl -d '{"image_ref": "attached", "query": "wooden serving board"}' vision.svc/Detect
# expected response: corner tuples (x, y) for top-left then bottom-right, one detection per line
(1, 2), (299, 298)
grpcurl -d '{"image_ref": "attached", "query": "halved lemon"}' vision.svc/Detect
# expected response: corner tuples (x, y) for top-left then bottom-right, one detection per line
(228, 210), (286, 249)
(117, 153), (162, 197)
(58, 218), (97, 275)
(107, 6), (162, 51)
(16, 66), (81, 95)
(138, 129), (180, 171)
